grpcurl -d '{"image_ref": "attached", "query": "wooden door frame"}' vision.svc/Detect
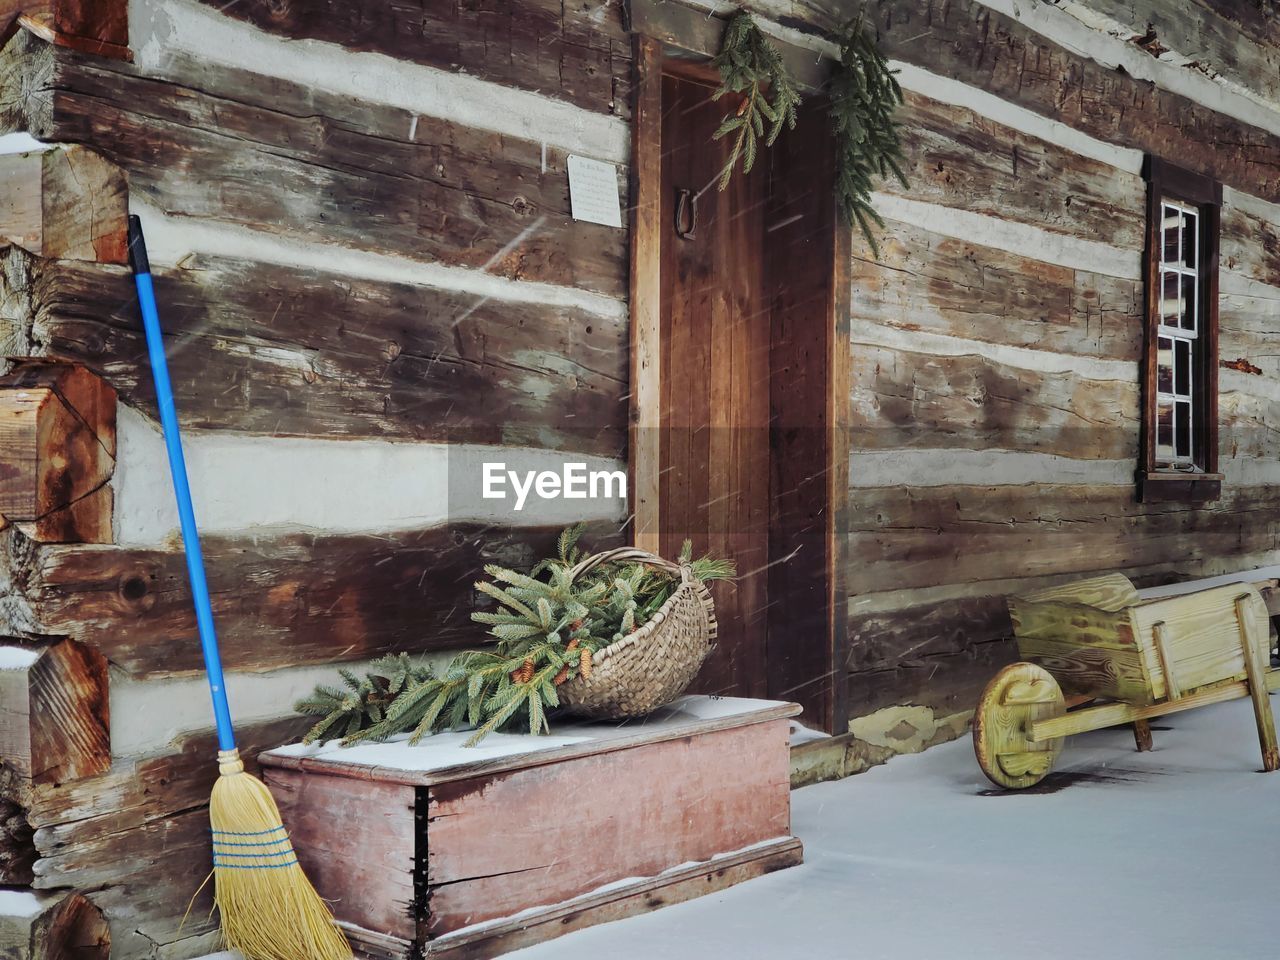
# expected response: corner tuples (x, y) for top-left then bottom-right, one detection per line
(627, 35), (851, 733)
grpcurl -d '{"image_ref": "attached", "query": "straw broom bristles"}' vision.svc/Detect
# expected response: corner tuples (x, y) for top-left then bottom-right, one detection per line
(210, 750), (352, 960)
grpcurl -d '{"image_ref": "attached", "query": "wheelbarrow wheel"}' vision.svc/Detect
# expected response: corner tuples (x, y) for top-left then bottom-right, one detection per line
(973, 662), (1065, 789)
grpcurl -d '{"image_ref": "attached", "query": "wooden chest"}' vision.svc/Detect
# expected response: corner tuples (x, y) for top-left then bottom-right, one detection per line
(259, 696), (802, 959)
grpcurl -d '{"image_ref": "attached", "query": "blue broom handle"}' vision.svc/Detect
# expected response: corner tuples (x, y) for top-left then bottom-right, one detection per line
(128, 217), (237, 753)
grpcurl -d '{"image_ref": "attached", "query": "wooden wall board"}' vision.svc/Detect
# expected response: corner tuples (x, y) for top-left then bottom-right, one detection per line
(0, 521), (623, 676)
(849, 342), (1140, 459)
(887, 91), (1147, 248)
(2, 249), (626, 450)
(192, 0), (631, 120)
(0, 29), (628, 299)
(851, 219), (1144, 362)
(847, 485), (1280, 595)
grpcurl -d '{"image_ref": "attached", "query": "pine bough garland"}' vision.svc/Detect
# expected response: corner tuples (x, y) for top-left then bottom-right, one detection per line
(297, 526), (734, 747)
(829, 13), (908, 257)
(710, 8), (908, 256)
(711, 10), (801, 190)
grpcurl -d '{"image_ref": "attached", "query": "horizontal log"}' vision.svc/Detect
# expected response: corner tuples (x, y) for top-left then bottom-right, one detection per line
(847, 594), (1013, 673)
(853, 219), (1143, 362)
(848, 484), (1280, 594)
(0, 361), (114, 543)
(847, 638), (1016, 719)
(0, 144), (125, 262)
(0, 27), (628, 298)
(0, 0), (127, 59)
(192, 0), (630, 119)
(0, 888), (109, 960)
(0, 521), (624, 677)
(887, 92), (1146, 248)
(850, 342), (1139, 458)
(1, 248), (626, 449)
(1048, 0), (1280, 116)
(870, 0), (1280, 203)
(0, 639), (108, 786)
(1221, 194), (1280, 290)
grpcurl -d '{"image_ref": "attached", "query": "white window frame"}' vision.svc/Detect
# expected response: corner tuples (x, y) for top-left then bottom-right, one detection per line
(1154, 199), (1201, 471)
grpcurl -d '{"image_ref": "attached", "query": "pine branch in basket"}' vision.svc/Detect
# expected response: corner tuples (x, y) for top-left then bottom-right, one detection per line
(295, 528), (734, 746)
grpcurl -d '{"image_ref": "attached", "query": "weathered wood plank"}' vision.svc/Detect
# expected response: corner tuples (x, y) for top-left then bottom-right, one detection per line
(848, 485), (1280, 594)
(852, 219), (1143, 361)
(0, 639), (108, 786)
(847, 638), (1017, 719)
(850, 342), (1139, 458)
(0, 521), (624, 677)
(0, 144), (126, 262)
(847, 594), (1012, 673)
(192, 0), (631, 119)
(888, 91), (1146, 247)
(2, 248), (626, 450)
(0, 361), (115, 543)
(0, 28), (628, 297)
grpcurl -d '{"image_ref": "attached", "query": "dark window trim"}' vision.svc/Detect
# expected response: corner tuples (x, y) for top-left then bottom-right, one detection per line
(1139, 156), (1222, 504)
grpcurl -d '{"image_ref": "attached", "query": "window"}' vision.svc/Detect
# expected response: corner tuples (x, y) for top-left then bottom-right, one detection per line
(1140, 158), (1221, 503)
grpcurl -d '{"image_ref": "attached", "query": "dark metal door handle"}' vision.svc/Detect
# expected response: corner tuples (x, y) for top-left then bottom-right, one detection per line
(675, 188), (697, 240)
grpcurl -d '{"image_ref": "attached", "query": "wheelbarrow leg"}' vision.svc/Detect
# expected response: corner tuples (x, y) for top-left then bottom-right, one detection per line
(1131, 719), (1153, 752)
(1236, 594), (1280, 772)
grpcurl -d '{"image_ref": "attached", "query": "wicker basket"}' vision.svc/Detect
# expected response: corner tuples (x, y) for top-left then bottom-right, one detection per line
(556, 547), (718, 720)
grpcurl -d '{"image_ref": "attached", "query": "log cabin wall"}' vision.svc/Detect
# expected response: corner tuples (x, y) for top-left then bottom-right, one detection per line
(0, 0), (629, 954)
(828, 0), (1280, 769)
(0, 0), (1279, 953)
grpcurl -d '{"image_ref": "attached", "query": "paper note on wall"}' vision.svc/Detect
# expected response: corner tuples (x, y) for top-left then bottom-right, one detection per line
(567, 155), (623, 228)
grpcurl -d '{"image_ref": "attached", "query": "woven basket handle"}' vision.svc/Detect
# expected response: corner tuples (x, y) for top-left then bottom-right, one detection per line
(568, 547), (689, 584)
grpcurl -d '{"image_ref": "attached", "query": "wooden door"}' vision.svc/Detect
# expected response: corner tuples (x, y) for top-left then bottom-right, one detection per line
(658, 71), (772, 698)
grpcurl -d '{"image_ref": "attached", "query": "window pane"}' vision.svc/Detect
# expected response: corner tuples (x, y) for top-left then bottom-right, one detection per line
(1162, 205), (1181, 264)
(1174, 338), (1192, 397)
(1157, 336), (1174, 393)
(1156, 398), (1175, 463)
(1180, 273), (1197, 332)
(1161, 271), (1182, 327)
(1182, 210), (1197, 269)
(1175, 401), (1192, 460)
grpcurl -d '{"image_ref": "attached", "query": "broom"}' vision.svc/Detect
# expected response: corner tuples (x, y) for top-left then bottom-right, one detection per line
(128, 216), (352, 960)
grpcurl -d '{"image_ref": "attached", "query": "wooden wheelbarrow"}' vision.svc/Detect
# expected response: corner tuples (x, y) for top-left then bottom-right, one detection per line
(974, 573), (1280, 789)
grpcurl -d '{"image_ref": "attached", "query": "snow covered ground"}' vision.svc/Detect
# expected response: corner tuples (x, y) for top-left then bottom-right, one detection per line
(513, 695), (1280, 960)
